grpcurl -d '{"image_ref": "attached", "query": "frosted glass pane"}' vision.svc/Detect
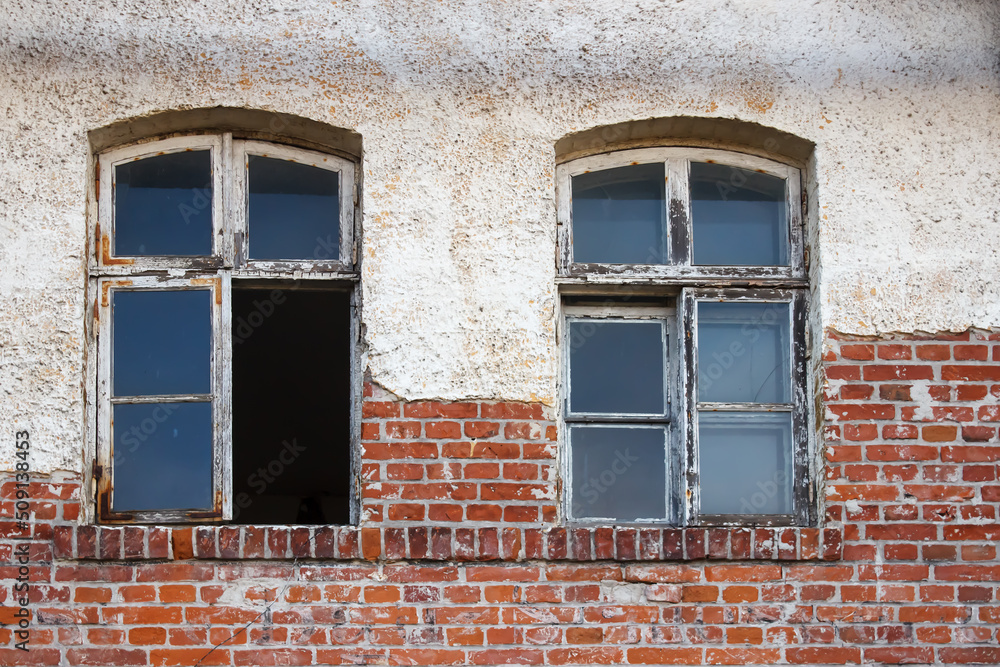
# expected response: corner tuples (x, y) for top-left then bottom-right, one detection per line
(113, 402), (213, 511)
(697, 301), (790, 404)
(699, 411), (792, 515)
(572, 164), (666, 264)
(570, 426), (666, 521)
(569, 320), (665, 415)
(248, 156), (339, 261)
(690, 162), (787, 266)
(113, 290), (211, 397)
(114, 151), (213, 256)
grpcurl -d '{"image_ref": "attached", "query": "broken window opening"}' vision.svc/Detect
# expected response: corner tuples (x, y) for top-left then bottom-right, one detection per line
(231, 286), (352, 525)
(92, 132), (359, 525)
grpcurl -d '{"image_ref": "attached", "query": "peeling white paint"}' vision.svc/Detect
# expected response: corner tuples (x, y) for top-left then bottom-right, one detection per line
(824, 377), (847, 399)
(962, 508), (992, 526)
(1, 1), (999, 472)
(529, 487), (555, 500)
(216, 579), (283, 608)
(602, 582), (645, 604)
(909, 381), (935, 422)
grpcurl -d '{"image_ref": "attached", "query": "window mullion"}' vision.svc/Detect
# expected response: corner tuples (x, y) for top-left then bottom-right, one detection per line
(791, 289), (812, 526)
(221, 132), (235, 268)
(340, 159), (357, 269)
(110, 395), (213, 404)
(666, 158), (690, 266)
(556, 164), (573, 273)
(231, 139), (248, 269)
(680, 288), (698, 526)
(786, 167), (805, 277)
(217, 271), (233, 520)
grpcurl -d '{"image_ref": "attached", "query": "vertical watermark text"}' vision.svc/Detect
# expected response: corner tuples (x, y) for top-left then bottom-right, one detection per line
(12, 429), (32, 651)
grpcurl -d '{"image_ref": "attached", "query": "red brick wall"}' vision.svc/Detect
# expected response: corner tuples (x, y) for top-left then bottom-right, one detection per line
(360, 383), (559, 526)
(1, 330), (999, 666)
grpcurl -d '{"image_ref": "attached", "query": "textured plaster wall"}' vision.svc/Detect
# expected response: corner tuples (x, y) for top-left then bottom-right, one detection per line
(0, 0), (998, 473)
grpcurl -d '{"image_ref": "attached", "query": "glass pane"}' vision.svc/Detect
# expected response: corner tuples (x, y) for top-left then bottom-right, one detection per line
(114, 151), (213, 256)
(248, 155), (340, 261)
(113, 290), (212, 397)
(572, 163), (666, 264)
(570, 425), (666, 521)
(698, 411), (793, 515)
(697, 301), (790, 404)
(112, 402), (213, 512)
(690, 162), (787, 266)
(569, 320), (665, 415)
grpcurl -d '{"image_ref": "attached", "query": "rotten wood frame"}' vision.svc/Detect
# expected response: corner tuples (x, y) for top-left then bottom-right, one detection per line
(88, 133), (361, 524)
(560, 301), (680, 524)
(555, 148), (813, 528)
(555, 147), (805, 282)
(682, 287), (812, 528)
(94, 275), (231, 523)
(95, 135), (228, 274)
(231, 140), (356, 274)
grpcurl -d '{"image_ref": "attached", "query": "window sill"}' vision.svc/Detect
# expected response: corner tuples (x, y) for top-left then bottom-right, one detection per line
(54, 524), (843, 562)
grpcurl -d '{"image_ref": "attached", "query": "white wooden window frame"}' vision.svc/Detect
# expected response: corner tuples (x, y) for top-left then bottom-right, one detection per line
(88, 133), (360, 524)
(94, 275), (232, 523)
(683, 288), (810, 527)
(95, 135), (228, 275)
(233, 140), (356, 275)
(556, 148), (813, 527)
(555, 147), (804, 284)
(561, 302), (683, 524)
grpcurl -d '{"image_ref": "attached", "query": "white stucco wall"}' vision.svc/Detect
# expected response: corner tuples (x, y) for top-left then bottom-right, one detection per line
(1, 0), (998, 472)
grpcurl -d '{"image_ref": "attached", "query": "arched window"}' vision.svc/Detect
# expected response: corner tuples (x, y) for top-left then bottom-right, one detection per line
(90, 121), (360, 526)
(557, 144), (811, 527)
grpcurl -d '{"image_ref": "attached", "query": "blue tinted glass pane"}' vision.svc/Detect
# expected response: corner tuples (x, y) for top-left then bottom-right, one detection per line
(113, 290), (212, 397)
(697, 302), (790, 404)
(690, 162), (787, 266)
(569, 320), (665, 415)
(571, 426), (666, 521)
(114, 151), (213, 256)
(572, 163), (666, 264)
(113, 402), (213, 511)
(698, 412), (792, 515)
(248, 156), (340, 261)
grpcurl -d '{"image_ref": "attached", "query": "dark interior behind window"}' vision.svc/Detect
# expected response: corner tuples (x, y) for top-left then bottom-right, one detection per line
(231, 286), (352, 525)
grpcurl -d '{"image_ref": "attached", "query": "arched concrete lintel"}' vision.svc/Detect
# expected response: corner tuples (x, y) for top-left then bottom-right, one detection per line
(555, 116), (814, 167)
(88, 106), (362, 159)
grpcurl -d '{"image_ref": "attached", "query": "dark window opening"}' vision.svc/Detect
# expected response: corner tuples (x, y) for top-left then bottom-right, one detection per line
(231, 285), (352, 525)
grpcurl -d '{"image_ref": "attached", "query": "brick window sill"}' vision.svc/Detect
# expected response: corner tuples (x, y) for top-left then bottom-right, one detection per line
(53, 524), (843, 562)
